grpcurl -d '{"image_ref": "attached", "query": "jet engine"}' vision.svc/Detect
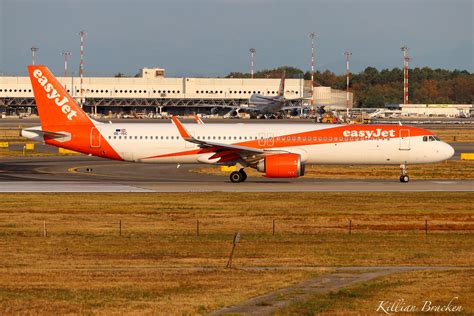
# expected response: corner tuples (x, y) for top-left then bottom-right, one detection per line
(256, 153), (305, 178)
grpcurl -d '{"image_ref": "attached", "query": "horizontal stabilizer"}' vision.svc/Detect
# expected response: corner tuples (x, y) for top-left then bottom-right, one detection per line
(21, 127), (71, 142)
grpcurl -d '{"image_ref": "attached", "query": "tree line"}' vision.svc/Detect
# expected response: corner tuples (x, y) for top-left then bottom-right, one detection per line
(227, 66), (473, 107)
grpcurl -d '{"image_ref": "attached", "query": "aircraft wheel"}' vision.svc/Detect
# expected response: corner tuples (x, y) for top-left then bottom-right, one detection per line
(399, 175), (409, 183)
(239, 169), (247, 182)
(230, 171), (243, 183)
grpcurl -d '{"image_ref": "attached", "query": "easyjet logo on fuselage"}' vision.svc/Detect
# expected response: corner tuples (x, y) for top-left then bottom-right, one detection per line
(33, 69), (77, 121)
(343, 129), (396, 138)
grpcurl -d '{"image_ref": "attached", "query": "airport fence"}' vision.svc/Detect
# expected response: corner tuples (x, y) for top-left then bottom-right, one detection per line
(4, 217), (473, 238)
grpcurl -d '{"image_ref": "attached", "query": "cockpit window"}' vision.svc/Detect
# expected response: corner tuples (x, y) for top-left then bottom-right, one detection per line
(424, 135), (440, 142)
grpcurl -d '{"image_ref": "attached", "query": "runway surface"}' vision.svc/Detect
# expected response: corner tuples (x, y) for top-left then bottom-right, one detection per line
(0, 156), (472, 192)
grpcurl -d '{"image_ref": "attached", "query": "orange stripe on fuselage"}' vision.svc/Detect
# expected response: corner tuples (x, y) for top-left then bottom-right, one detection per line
(141, 125), (433, 160)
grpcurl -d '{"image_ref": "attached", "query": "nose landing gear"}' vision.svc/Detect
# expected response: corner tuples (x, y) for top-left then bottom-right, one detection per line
(230, 169), (247, 183)
(399, 164), (409, 183)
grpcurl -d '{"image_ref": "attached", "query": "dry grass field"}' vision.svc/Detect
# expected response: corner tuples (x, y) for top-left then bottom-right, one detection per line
(277, 269), (473, 315)
(431, 128), (474, 142)
(0, 193), (472, 314)
(0, 149), (57, 157)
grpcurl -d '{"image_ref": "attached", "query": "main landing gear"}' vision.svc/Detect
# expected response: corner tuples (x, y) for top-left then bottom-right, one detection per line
(230, 169), (247, 183)
(399, 164), (409, 183)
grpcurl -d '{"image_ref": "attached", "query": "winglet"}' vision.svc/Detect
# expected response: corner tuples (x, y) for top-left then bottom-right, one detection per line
(194, 115), (204, 124)
(171, 116), (192, 139)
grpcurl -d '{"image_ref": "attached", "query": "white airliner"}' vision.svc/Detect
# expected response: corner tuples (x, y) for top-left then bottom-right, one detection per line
(22, 66), (454, 183)
(228, 71), (302, 118)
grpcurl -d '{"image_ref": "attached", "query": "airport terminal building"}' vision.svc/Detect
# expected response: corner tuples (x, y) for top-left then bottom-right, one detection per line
(0, 67), (353, 116)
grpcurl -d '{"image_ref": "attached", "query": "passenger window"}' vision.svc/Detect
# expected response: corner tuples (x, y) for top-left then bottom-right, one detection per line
(329, 137), (332, 141)
(324, 137), (327, 141)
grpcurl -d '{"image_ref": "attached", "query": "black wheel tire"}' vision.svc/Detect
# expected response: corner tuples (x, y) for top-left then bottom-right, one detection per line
(239, 170), (247, 182)
(230, 171), (243, 183)
(400, 175), (409, 183)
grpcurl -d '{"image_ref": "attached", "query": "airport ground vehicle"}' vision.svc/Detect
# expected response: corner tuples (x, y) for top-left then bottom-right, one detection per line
(22, 66), (454, 183)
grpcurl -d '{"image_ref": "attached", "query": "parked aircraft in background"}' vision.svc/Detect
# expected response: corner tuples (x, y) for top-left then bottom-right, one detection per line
(226, 71), (305, 119)
(22, 65), (454, 183)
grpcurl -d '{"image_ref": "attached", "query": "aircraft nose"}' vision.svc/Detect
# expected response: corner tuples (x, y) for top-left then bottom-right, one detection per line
(441, 142), (455, 160)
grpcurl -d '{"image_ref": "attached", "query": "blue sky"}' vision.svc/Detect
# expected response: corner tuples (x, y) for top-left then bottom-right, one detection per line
(0, 0), (472, 77)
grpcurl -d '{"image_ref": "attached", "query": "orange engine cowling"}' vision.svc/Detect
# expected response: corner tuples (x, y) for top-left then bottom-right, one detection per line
(256, 153), (305, 178)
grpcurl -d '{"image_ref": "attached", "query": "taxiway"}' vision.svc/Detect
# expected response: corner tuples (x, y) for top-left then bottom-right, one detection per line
(0, 156), (472, 192)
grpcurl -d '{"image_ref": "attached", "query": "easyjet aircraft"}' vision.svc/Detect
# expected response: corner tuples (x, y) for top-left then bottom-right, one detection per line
(22, 66), (454, 183)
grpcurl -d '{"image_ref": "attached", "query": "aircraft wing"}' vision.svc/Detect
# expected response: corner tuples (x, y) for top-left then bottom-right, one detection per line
(171, 116), (286, 165)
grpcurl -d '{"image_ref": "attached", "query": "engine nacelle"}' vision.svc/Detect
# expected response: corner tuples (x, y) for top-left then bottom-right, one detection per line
(256, 153), (305, 178)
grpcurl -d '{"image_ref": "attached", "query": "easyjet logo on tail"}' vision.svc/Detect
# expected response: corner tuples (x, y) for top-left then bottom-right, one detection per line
(343, 129), (396, 138)
(33, 69), (77, 121)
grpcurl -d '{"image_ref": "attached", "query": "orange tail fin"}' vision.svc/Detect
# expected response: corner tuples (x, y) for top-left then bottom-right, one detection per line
(28, 65), (90, 128)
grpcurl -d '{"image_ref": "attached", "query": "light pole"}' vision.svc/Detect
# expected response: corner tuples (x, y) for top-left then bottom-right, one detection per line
(344, 50), (352, 117)
(79, 30), (86, 108)
(309, 32), (316, 107)
(401, 46), (409, 105)
(31, 46), (39, 65)
(249, 48), (256, 79)
(62, 51), (71, 77)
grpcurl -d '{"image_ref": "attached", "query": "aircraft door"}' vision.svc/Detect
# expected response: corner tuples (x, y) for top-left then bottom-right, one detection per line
(90, 127), (101, 148)
(267, 133), (274, 146)
(399, 129), (410, 150)
(258, 132), (266, 146)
